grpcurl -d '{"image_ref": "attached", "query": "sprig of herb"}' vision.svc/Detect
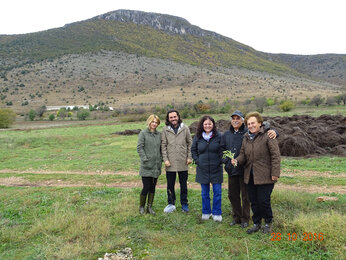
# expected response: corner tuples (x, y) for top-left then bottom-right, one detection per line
(222, 150), (237, 166)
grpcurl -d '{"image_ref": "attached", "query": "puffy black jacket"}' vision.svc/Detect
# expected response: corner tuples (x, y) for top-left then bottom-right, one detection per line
(221, 124), (246, 176)
(191, 131), (223, 184)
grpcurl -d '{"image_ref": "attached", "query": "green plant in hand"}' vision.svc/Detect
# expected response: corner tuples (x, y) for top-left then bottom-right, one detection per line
(223, 150), (237, 166)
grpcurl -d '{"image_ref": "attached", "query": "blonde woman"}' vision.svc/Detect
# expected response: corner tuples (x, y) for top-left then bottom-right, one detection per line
(137, 115), (162, 214)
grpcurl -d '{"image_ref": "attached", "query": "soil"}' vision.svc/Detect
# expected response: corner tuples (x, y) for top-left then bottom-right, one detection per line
(0, 170), (344, 194)
(189, 115), (346, 157)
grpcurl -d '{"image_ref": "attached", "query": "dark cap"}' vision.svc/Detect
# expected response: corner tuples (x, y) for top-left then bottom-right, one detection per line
(231, 110), (244, 119)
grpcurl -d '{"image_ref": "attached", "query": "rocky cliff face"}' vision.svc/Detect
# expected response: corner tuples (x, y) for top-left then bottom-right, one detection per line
(95, 9), (223, 39)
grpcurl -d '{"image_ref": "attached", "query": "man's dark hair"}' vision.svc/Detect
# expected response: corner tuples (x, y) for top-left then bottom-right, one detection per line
(196, 115), (217, 138)
(165, 109), (182, 126)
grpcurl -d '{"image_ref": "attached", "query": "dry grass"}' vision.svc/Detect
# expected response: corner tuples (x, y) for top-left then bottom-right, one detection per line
(1, 52), (342, 114)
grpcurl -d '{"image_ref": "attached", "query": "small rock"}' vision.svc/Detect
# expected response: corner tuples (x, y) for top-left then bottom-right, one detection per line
(316, 196), (338, 202)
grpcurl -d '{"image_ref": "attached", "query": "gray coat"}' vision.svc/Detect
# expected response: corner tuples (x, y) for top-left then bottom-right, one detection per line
(137, 128), (162, 178)
(161, 123), (192, 172)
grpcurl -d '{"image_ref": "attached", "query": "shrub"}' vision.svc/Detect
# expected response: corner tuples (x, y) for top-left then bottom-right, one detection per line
(266, 98), (275, 106)
(311, 95), (324, 107)
(28, 109), (36, 121)
(57, 108), (67, 119)
(36, 106), (46, 117)
(279, 100), (295, 112)
(49, 114), (55, 121)
(0, 108), (16, 128)
(77, 109), (90, 120)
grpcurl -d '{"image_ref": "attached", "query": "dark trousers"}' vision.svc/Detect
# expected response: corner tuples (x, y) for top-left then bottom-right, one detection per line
(141, 177), (158, 196)
(246, 174), (274, 225)
(228, 175), (250, 223)
(166, 171), (188, 205)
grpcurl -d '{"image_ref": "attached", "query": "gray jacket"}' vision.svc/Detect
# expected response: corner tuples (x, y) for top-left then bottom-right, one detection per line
(137, 128), (162, 178)
(161, 123), (192, 172)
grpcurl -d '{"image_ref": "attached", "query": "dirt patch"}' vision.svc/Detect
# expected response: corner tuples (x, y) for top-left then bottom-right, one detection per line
(0, 169), (138, 176)
(276, 183), (346, 194)
(189, 115), (346, 157)
(1, 174), (345, 194)
(281, 170), (346, 178)
(112, 129), (141, 135)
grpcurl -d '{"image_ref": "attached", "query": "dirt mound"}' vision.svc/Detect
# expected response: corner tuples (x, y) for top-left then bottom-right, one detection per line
(112, 129), (141, 135)
(189, 115), (346, 157)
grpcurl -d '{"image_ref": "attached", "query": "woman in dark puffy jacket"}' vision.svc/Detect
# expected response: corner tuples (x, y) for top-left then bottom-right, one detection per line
(191, 115), (223, 222)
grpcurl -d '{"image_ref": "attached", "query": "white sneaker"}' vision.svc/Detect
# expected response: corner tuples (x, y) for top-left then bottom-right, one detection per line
(212, 215), (222, 222)
(201, 214), (211, 220)
(164, 204), (176, 213)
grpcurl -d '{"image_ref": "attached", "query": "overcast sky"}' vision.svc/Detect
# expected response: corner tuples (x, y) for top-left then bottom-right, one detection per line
(0, 0), (345, 55)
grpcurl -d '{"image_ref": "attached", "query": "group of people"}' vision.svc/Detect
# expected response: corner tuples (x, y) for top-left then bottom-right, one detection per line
(136, 109), (281, 234)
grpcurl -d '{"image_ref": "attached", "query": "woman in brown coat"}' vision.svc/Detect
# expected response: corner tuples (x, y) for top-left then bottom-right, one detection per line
(232, 112), (280, 234)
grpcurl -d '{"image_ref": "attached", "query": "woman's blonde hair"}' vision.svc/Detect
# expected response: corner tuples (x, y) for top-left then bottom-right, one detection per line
(146, 114), (160, 128)
(244, 111), (263, 125)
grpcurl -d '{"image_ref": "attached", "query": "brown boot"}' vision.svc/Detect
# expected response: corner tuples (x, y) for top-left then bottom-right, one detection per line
(139, 194), (146, 214)
(146, 193), (155, 215)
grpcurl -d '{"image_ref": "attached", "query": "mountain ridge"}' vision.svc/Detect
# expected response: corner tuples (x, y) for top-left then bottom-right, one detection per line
(0, 9), (344, 113)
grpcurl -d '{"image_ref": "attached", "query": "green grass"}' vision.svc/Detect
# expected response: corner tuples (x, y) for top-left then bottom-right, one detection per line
(262, 104), (346, 117)
(0, 119), (345, 259)
(0, 187), (344, 259)
(281, 156), (346, 173)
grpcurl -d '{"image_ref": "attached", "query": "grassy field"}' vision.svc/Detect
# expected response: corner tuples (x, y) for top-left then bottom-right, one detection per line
(0, 118), (345, 259)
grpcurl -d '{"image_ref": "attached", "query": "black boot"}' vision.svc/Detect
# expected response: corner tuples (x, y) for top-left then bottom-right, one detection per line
(146, 193), (155, 215)
(263, 223), (272, 234)
(246, 223), (261, 234)
(139, 194), (146, 214)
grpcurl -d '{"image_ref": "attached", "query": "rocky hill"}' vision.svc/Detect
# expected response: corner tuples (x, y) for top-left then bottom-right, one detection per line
(0, 10), (344, 112)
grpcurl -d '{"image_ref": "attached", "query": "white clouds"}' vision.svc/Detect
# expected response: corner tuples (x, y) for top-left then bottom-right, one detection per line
(0, 0), (345, 54)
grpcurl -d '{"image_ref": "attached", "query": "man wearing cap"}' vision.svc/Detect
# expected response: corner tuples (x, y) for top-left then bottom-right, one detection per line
(221, 110), (277, 228)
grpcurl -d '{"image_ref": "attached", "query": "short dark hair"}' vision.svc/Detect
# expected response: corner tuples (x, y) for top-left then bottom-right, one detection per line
(196, 115), (217, 138)
(165, 109), (182, 126)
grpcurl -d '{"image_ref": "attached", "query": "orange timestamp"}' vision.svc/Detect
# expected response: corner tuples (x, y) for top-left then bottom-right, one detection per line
(271, 232), (324, 241)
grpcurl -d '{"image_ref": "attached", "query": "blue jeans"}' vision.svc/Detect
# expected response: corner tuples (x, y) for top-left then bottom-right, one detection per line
(201, 183), (222, 215)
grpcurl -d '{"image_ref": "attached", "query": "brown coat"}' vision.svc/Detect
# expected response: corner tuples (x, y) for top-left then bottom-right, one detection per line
(236, 127), (280, 185)
(161, 123), (192, 172)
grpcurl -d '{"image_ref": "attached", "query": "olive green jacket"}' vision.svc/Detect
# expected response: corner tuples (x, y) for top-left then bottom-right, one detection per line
(137, 128), (162, 178)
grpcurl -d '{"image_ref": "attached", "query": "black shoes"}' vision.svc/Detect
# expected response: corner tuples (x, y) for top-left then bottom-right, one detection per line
(241, 222), (249, 228)
(262, 223), (272, 234)
(229, 220), (240, 226)
(246, 224), (261, 234)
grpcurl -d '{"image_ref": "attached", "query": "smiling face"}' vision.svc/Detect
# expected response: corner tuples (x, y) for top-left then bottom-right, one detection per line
(247, 116), (261, 134)
(168, 112), (179, 127)
(149, 119), (159, 131)
(231, 115), (243, 130)
(203, 119), (214, 134)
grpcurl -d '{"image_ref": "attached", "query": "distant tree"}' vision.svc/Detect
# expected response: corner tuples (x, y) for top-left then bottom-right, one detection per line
(49, 114), (55, 121)
(254, 97), (266, 113)
(57, 108), (67, 119)
(0, 108), (16, 128)
(28, 109), (36, 121)
(335, 95), (342, 105)
(325, 96), (336, 106)
(310, 95), (324, 107)
(340, 92), (346, 105)
(36, 105), (46, 117)
(77, 109), (90, 120)
(265, 98), (275, 106)
(279, 100), (295, 112)
(300, 98), (311, 105)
